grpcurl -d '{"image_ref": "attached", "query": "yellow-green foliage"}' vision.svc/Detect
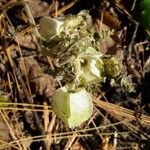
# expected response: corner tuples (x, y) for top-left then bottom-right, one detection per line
(0, 94), (8, 107)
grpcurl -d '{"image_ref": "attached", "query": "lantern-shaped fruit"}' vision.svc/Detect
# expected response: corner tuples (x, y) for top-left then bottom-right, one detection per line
(52, 86), (93, 128)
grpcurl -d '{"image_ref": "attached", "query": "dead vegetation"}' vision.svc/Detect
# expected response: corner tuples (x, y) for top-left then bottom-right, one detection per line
(0, 0), (150, 150)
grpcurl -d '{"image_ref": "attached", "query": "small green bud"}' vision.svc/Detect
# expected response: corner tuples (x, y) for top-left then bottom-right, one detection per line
(103, 56), (121, 79)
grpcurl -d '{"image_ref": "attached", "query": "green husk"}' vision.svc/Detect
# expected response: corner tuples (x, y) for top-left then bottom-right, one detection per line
(52, 86), (93, 128)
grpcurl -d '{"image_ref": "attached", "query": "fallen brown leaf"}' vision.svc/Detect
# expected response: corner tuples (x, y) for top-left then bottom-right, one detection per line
(27, 0), (50, 17)
(102, 10), (120, 30)
(0, 114), (10, 142)
(15, 32), (38, 50)
(19, 56), (56, 98)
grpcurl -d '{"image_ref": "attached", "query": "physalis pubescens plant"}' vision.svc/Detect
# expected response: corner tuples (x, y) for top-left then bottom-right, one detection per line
(39, 10), (134, 128)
